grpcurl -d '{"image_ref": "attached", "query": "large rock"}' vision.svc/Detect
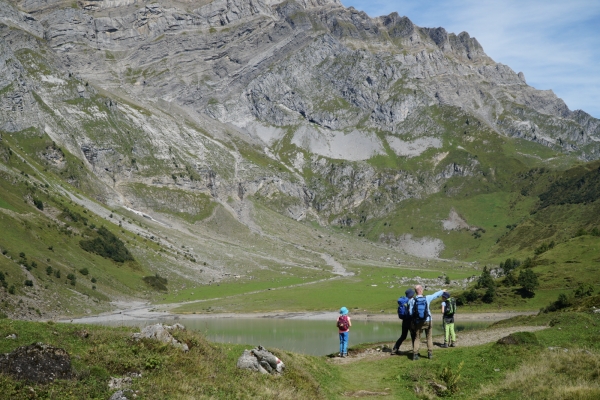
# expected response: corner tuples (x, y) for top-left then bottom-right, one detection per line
(236, 345), (285, 375)
(0, 342), (72, 383)
(131, 323), (189, 352)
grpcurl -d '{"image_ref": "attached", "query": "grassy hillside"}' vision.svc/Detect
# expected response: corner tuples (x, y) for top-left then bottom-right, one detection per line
(1, 310), (599, 399)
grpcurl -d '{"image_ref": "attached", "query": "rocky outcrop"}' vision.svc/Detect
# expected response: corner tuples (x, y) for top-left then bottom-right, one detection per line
(1, 0), (599, 227)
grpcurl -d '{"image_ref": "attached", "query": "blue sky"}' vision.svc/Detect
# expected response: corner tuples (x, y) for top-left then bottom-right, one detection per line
(341, 0), (600, 118)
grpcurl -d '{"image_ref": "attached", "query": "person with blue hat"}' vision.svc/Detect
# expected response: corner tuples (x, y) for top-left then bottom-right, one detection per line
(336, 306), (352, 357)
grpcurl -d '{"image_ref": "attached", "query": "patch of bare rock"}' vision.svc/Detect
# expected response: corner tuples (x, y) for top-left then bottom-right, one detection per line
(0, 342), (72, 383)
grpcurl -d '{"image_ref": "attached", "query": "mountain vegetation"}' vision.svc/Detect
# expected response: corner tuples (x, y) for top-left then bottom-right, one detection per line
(0, 0), (599, 398)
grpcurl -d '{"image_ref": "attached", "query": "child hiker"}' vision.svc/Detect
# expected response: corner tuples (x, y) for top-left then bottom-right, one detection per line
(337, 306), (352, 357)
(441, 291), (457, 347)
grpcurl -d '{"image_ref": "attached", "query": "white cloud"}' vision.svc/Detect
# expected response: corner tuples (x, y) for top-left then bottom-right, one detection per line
(341, 0), (600, 117)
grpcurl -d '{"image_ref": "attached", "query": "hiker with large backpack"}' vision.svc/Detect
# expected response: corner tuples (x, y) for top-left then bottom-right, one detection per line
(391, 288), (416, 355)
(408, 284), (445, 360)
(441, 291), (457, 348)
(336, 306), (352, 357)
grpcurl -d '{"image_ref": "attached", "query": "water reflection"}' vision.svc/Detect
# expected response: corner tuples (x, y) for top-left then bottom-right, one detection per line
(98, 318), (492, 355)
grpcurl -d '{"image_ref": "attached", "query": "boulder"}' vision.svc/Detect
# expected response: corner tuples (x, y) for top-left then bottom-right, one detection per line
(131, 323), (189, 352)
(109, 389), (134, 400)
(236, 345), (284, 375)
(0, 342), (72, 383)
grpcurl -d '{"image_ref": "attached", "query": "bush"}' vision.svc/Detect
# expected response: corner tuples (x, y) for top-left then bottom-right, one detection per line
(54, 270), (61, 279)
(67, 273), (75, 281)
(143, 274), (168, 291)
(574, 283), (594, 298)
(46, 266), (53, 275)
(79, 268), (89, 276)
(24, 280), (33, 287)
(79, 227), (134, 263)
(500, 258), (520, 275)
(33, 198), (44, 210)
(440, 361), (464, 395)
(91, 277), (97, 283)
(8, 285), (15, 294)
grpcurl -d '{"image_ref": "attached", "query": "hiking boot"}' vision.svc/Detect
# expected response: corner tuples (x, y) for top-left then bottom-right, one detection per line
(441, 342), (448, 348)
(343, 353), (348, 358)
(338, 353), (343, 357)
(412, 353), (420, 361)
(428, 351), (433, 359)
(450, 342), (456, 348)
(390, 348), (398, 355)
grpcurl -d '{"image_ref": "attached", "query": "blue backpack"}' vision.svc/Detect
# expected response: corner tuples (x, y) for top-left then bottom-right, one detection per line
(397, 296), (410, 320)
(412, 296), (429, 323)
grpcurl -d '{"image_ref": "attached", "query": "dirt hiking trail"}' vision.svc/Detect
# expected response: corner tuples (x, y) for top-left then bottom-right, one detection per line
(329, 325), (547, 365)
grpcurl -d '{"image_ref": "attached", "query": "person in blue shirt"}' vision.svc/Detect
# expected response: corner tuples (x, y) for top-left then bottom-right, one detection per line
(408, 285), (445, 360)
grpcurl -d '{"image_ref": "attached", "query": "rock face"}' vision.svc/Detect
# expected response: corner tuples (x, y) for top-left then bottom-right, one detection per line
(0, 342), (72, 383)
(237, 345), (285, 374)
(0, 0), (599, 227)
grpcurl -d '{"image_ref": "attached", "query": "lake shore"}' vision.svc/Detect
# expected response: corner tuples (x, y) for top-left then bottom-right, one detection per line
(63, 301), (536, 324)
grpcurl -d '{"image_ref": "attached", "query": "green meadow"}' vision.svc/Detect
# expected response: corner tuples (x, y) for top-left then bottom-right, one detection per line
(1, 310), (599, 399)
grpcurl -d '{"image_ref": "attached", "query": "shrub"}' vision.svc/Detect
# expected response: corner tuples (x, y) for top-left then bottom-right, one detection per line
(522, 257), (534, 268)
(542, 293), (575, 313)
(0, 271), (4, 282)
(501, 258), (520, 275)
(440, 361), (464, 394)
(91, 277), (97, 283)
(8, 285), (15, 294)
(143, 274), (168, 291)
(67, 273), (75, 281)
(574, 283), (594, 298)
(46, 266), (53, 275)
(24, 280), (33, 287)
(33, 198), (43, 210)
(79, 227), (134, 263)
(79, 268), (89, 276)
(54, 270), (61, 279)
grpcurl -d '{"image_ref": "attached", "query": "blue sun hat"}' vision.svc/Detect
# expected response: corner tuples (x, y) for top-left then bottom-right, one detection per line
(340, 306), (349, 315)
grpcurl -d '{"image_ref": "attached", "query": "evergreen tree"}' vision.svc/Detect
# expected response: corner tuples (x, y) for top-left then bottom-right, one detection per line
(518, 269), (539, 295)
(477, 266), (495, 289)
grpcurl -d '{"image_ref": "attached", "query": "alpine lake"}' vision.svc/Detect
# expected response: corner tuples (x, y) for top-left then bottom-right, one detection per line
(95, 317), (496, 355)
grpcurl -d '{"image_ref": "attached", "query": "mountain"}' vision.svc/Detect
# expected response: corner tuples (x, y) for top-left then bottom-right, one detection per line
(1, 0), (599, 318)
